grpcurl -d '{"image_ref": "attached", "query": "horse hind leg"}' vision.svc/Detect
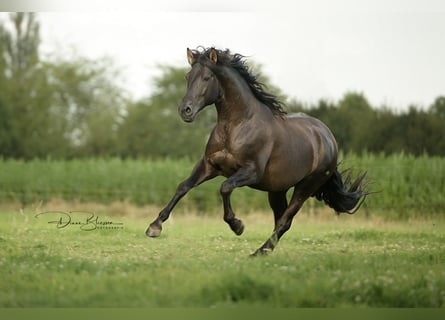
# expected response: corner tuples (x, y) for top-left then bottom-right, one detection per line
(249, 191), (288, 255)
(268, 191), (288, 230)
(252, 173), (329, 256)
(252, 189), (307, 256)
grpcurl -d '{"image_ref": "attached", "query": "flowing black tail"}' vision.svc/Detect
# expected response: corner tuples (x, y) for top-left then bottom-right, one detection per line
(313, 168), (368, 214)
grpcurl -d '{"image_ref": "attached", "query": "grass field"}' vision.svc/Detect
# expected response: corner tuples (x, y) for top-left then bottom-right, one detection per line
(1, 205), (444, 307)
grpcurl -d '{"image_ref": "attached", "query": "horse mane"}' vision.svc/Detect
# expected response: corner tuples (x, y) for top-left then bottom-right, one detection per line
(193, 47), (287, 117)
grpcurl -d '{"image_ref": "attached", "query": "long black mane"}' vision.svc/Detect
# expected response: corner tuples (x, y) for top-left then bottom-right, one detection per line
(193, 47), (287, 117)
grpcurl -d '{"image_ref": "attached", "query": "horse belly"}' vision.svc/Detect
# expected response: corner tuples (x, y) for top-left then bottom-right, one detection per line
(252, 156), (310, 192)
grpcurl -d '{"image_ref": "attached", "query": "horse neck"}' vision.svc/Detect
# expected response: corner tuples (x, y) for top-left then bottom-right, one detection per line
(213, 67), (259, 123)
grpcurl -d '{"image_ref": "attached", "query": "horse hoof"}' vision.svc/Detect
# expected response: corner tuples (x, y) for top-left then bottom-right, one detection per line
(233, 220), (244, 236)
(250, 247), (273, 257)
(146, 223), (162, 238)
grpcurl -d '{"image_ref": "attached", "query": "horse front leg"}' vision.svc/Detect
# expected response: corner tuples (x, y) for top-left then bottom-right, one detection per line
(220, 163), (259, 236)
(146, 158), (217, 237)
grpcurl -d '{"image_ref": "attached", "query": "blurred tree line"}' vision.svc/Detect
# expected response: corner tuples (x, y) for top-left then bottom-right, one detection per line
(1, 13), (444, 160)
(288, 94), (445, 156)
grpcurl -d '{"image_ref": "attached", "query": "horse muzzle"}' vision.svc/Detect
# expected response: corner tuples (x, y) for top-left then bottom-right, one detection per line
(179, 101), (198, 123)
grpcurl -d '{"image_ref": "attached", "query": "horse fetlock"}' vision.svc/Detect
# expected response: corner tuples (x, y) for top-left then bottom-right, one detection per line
(146, 221), (162, 238)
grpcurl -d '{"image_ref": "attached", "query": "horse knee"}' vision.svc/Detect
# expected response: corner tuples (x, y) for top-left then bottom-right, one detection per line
(220, 181), (233, 196)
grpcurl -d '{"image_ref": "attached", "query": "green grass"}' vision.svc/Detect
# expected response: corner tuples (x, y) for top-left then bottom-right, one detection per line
(1, 209), (444, 307)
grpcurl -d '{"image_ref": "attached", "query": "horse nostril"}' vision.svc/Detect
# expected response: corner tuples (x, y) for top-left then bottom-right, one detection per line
(185, 106), (192, 115)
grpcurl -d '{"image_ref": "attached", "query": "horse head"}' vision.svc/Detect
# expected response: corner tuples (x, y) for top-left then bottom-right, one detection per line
(178, 48), (221, 122)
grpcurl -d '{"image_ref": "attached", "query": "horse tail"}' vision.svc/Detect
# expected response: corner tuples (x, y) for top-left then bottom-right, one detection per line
(313, 167), (368, 214)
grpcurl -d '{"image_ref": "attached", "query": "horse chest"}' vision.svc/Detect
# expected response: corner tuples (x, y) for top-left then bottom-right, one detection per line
(206, 122), (262, 176)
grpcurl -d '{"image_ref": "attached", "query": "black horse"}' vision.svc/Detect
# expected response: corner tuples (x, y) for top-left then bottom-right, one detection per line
(147, 47), (367, 255)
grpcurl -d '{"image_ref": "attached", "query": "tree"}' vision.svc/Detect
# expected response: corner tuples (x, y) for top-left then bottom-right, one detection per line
(297, 93), (376, 154)
(335, 92), (376, 153)
(0, 27), (15, 157)
(0, 13), (127, 158)
(429, 96), (445, 119)
(44, 54), (127, 157)
(0, 12), (56, 158)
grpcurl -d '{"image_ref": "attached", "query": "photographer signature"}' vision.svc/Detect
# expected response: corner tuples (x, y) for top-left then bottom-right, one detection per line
(35, 211), (123, 231)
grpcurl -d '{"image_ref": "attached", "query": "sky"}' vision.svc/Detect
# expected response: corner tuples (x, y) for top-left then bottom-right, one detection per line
(1, 0), (445, 110)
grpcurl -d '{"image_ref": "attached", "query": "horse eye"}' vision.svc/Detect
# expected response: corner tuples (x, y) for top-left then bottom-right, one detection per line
(203, 75), (211, 81)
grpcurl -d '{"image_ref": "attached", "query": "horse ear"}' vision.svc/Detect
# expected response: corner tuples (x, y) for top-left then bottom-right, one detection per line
(187, 48), (196, 65)
(209, 48), (218, 64)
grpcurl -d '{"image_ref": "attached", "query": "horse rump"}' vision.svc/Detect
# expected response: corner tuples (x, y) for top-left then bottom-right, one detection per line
(313, 167), (369, 214)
